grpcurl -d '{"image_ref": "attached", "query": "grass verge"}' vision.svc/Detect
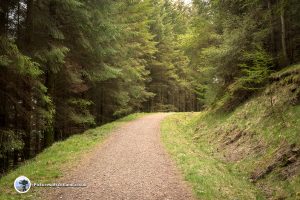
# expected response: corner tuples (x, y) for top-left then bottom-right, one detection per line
(161, 113), (265, 200)
(0, 113), (146, 200)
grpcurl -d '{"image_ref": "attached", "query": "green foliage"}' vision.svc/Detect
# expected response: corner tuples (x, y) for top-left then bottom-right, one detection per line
(69, 112), (95, 126)
(152, 103), (178, 112)
(89, 64), (122, 82)
(238, 47), (273, 90)
(67, 98), (95, 126)
(0, 55), (10, 66)
(68, 98), (93, 108)
(183, 0), (300, 111)
(0, 130), (24, 158)
(217, 47), (273, 111)
(0, 36), (54, 163)
(143, 0), (199, 112)
(36, 47), (69, 74)
(0, 37), (42, 77)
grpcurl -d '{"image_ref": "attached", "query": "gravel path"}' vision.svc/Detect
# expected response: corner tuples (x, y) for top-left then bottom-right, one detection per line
(47, 113), (195, 200)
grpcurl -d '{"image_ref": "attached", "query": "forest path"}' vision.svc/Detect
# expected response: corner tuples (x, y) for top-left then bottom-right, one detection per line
(47, 113), (195, 200)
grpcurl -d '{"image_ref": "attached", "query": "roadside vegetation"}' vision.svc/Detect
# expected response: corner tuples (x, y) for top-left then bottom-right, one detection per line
(0, 113), (145, 200)
(162, 112), (265, 199)
(161, 65), (300, 200)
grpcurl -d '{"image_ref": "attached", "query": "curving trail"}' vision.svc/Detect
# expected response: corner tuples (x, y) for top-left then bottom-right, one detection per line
(47, 113), (195, 200)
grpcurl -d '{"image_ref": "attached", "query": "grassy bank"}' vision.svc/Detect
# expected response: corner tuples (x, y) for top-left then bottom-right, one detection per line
(0, 113), (146, 200)
(161, 65), (300, 200)
(161, 113), (265, 199)
(161, 110), (299, 199)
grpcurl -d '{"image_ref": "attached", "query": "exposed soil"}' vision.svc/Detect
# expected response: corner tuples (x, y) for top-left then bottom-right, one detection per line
(213, 125), (300, 199)
(251, 142), (300, 182)
(46, 113), (195, 200)
(216, 127), (266, 162)
(215, 126), (300, 182)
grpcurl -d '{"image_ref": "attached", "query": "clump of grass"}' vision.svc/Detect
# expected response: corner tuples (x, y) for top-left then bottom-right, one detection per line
(0, 113), (146, 200)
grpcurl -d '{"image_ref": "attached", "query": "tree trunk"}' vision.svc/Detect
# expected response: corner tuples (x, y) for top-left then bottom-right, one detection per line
(16, 0), (21, 45)
(0, 0), (8, 36)
(267, 0), (277, 59)
(25, 0), (34, 50)
(280, 9), (289, 65)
